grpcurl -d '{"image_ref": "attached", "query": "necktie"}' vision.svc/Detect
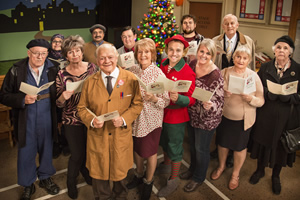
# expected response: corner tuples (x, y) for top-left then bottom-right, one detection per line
(106, 76), (113, 95)
(226, 40), (233, 61)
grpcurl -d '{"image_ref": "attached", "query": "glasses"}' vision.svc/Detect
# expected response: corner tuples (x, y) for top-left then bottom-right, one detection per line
(52, 41), (62, 44)
(29, 49), (48, 57)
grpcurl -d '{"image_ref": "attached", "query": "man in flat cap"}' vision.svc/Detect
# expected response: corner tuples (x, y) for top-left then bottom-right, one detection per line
(0, 39), (60, 200)
(84, 24), (112, 65)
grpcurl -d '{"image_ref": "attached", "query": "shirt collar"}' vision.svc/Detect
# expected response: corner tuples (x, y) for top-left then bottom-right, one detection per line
(92, 40), (104, 47)
(101, 66), (120, 79)
(124, 46), (134, 53)
(162, 58), (185, 71)
(225, 33), (237, 44)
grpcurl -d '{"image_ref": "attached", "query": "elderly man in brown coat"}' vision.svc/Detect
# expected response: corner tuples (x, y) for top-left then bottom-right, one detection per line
(77, 44), (143, 199)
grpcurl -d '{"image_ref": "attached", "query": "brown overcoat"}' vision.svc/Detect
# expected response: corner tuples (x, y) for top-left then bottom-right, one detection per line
(77, 67), (143, 181)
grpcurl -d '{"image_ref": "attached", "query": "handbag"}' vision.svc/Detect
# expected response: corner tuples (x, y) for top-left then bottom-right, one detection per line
(280, 104), (300, 153)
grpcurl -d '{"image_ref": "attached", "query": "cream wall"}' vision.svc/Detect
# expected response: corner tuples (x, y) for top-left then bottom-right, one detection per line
(131, 0), (290, 58)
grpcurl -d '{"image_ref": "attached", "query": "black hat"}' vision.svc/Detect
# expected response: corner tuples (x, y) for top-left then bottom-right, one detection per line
(90, 24), (106, 33)
(26, 39), (50, 49)
(274, 35), (295, 50)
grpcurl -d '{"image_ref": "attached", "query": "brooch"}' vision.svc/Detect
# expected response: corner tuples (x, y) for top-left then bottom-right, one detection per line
(118, 79), (124, 86)
(291, 71), (295, 76)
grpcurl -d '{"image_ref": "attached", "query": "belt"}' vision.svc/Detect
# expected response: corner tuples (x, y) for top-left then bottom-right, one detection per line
(37, 93), (50, 101)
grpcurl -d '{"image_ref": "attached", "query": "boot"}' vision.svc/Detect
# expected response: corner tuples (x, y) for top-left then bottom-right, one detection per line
(140, 178), (153, 200)
(157, 178), (179, 197)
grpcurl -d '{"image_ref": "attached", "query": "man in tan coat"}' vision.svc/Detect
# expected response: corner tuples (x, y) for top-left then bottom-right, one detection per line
(83, 24), (112, 65)
(77, 44), (143, 199)
(213, 14), (255, 71)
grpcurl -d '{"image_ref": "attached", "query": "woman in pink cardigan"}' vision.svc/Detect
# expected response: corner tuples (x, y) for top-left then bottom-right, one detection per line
(211, 46), (264, 190)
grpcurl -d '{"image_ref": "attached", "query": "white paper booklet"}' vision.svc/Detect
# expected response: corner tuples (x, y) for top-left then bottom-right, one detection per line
(157, 75), (192, 93)
(20, 81), (54, 95)
(228, 74), (256, 94)
(119, 51), (135, 69)
(267, 80), (298, 95)
(48, 57), (67, 69)
(192, 85), (219, 102)
(187, 41), (198, 56)
(134, 75), (164, 94)
(66, 79), (85, 93)
(86, 108), (120, 122)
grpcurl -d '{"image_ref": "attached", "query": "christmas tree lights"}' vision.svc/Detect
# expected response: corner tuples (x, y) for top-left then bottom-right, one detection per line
(137, 0), (179, 66)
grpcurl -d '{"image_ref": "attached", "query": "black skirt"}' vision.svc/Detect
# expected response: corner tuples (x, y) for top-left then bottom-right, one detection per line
(216, 116), (252, 151)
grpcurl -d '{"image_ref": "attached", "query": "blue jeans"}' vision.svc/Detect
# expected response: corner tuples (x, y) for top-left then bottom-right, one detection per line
(187, 124), (215, 183)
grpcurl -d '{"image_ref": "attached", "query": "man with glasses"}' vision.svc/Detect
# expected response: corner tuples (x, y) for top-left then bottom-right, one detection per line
(0, 39), (60, 200)
(84, 24), (111, 65)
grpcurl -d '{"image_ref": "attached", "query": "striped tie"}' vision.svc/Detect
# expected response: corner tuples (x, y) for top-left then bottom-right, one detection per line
(226, 40), (233, 61)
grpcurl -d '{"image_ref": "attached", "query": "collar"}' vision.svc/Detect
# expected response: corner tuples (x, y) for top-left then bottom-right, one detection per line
(124, 46), (134, 52)
(225, 33), (237, 44)
(101, 66), (120, 79)
(92, 40), (104, 47)
(28, 63), (45, 75)
(162, 58), (185, 71)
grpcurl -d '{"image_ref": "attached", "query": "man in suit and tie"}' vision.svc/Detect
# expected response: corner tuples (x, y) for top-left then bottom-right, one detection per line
(213, 14), (256, 71)
(77, 44), (143, 200)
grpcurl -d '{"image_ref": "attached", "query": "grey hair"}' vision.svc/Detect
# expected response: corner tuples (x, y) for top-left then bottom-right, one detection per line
(232, 45), (252, 62)
(95, 44), (119, 58)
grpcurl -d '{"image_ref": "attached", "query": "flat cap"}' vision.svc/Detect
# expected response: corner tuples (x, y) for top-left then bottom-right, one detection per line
(26, 39), (50, 49)
(90, 24), (106, 33)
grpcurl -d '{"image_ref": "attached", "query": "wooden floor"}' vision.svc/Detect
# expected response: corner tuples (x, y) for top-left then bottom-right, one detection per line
(0, 133), (299, 200)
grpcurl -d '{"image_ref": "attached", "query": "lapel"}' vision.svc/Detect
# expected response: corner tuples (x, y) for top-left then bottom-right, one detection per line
(113, 67), (128, 96)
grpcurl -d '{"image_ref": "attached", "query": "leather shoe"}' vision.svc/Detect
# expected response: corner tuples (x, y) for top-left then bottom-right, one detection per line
(228, 175), (239, 190)
(249, 171), (265, 185)
(179, 170), (193, 180)
(20, 184), (35, 200)
(272, 176), (281, 195)
(184, 180), (202, 192)
(39, 177), (60, 195)
(210, 167), (225, 180)
(126, 175), (143, 189)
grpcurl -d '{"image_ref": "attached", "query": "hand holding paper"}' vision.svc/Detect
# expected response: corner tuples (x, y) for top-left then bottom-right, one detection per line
(20, 81), (54, 95)
(266, 80), (298, 95)
(86, 107), (120, 122)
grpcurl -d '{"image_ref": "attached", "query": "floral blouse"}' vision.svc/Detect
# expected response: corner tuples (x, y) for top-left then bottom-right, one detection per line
(129, 63), (170, 137)
(56, 63), (98, 125)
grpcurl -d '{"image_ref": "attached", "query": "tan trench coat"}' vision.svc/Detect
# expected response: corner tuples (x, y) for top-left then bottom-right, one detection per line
(77, 67), (143, 181)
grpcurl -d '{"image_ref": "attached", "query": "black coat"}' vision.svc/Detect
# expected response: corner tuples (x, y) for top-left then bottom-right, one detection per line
(0, 58), (59, 148)
(250, 58), (300, 167)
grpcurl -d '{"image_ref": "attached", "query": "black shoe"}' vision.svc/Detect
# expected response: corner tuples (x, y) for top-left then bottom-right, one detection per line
(52, 142), (62, 159)
(210, 148), (218, 159)
(226, 155), (233, 168)
(140, 180), (153, 200)
(39, 177), (60, 195)
(126, 175), (143, 189)
(67, 180), (78, 199)
(272, 176), (281, 195)
(20, 184), (35, 200)
(249, 171), (265, 185)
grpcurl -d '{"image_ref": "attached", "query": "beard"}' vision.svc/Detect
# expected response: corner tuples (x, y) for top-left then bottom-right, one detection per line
(183, 28), (195, 34)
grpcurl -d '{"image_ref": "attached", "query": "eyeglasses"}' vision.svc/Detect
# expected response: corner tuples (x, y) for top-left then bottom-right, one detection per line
(29, 49), (48, 57)
(52, 41), (62, 44)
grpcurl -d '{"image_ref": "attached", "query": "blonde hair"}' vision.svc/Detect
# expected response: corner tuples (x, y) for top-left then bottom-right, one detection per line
(62, 35), (85, 57)
(232, 46), (252, 62)
(134, 38), (157, 62)
(197, 38), (217, 62)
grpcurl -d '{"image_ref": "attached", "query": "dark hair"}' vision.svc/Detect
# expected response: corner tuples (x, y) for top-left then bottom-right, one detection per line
(181, 14), (197, 24)
(121, 26), (136, 35)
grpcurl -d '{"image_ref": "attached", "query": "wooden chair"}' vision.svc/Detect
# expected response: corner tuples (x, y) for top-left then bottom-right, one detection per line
(0, 75), (14, 147)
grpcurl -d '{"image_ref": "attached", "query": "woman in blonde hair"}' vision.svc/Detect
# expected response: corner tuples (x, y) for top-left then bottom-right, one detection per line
(211, 46), (264, 190)
(179, 38), (224, 192)
(126, 38), (169, 200)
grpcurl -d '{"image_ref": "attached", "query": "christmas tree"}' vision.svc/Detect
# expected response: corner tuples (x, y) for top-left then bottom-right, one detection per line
(137, 0), (179, 66)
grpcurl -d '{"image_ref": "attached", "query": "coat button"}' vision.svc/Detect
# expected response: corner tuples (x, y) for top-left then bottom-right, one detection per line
(109, 133), (112, 135)
(108, 99), (111, 102)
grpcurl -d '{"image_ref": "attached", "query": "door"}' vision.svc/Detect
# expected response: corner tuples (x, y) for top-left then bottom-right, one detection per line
(189, 2), (222, 38)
